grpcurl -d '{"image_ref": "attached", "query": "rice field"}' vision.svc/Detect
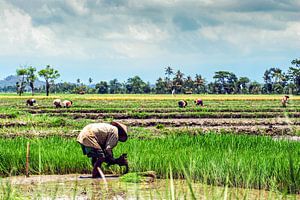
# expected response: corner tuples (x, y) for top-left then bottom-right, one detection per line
(0, 94), (300, 198)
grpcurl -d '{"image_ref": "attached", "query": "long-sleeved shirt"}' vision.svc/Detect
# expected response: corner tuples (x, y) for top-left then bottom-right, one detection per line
(77, 123), (119, 151)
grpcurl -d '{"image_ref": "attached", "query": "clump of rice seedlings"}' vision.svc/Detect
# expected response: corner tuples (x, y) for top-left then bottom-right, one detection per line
(119, 173), (142, 183)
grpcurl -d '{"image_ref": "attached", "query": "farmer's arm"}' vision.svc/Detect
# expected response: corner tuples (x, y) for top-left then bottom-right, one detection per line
(104, 133), (118, 164)
(105, 146), (128, 167)
(105, 132), (128, 166)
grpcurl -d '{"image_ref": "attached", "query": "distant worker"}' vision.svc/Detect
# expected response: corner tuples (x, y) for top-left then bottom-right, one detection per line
(26, 99), (36, 106)
(281, 95), (289, 107)
(178, 100), (188, 108)
(194, 99), (203, 106)
(53, 99), (62, 108)
(77, 122), (129, 178)
(62, 100), (73, 108)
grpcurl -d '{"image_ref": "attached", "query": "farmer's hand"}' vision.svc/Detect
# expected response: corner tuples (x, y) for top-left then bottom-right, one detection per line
(116, 153), (129, 174)
(116, 154), (128, 166)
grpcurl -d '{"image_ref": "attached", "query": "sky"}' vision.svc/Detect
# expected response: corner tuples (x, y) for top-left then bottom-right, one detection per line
(0, 0), (299, 84)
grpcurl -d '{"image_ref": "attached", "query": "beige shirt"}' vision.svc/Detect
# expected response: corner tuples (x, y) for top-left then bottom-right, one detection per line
(77, 123), (119, 150)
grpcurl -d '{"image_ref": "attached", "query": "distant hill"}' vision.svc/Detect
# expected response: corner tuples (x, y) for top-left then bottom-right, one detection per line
(0, 75), (45, 88)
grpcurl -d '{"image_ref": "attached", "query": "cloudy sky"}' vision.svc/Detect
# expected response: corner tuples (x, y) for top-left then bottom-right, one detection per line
(0, 0), (299, 83)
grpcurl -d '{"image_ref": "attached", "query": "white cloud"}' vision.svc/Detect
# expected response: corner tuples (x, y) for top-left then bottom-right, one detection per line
(0, 5), (54, 55)
(65, 0), (89, 15)
(199, 20), (300, 56)
(1, 0), (300, 60)
(128, 23), (169, 42)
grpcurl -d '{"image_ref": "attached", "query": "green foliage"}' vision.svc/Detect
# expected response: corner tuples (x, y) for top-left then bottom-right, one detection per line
(0, 134), (299, 193)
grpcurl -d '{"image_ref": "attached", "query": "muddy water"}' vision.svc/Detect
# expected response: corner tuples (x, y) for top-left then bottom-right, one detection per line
(1, 174), (299, 199)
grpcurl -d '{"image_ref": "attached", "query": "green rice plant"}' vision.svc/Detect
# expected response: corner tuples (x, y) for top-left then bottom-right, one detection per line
(0, 133), (299, 193)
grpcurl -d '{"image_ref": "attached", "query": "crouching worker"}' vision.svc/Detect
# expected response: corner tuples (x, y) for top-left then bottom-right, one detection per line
(194, 98), (203, 106)
(53, 99), (62, 108)
(26, 99), (36, 106)
(281, 95), (289, 107)
(178, 100), (188, 108)
(77, 122), (129, 178)
(62, 100), (73, 108)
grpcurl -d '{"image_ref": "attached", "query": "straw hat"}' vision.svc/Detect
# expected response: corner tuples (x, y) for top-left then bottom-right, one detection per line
(111, 121), (128, 142)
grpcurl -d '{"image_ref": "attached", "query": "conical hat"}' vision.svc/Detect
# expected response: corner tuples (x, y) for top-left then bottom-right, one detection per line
(111, 121), (128, 141)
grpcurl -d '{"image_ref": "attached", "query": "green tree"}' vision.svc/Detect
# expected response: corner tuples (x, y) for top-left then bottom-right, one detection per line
(55, 82), (77, 93)
(109, 79), (122, 94)
(155, 77), (168, 94)
(263, 69), (273, 94)
(263, 68), (287, 94)
(26, 66), (37, 96)
(207, 82), (218, 94)
(237, 77), (250, 94)
(143, 82), (151, 94)
(213, 71), (238, 94)
(288, 58), (300, 94)
(183, 75), (194, 94)
(249, 81), (262, 94)
(96, 81), (109, 94)
(38, 65), (60, 96)
(16, 67), (27, 96)
(126, 76), (147, 94)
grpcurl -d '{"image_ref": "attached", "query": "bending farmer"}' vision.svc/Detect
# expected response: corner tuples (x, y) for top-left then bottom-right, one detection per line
(77, 122), (128, 178)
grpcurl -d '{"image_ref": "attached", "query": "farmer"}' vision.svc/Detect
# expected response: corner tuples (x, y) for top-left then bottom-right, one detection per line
(77, 122), (128, 178)
(62, 100), (73, 108)
(26, 99), (36, 106)
(53, 99), (62, 108)
(281, 95), (289, 107)
(194, 98), (203, 106)
(178, 100), (188, 108)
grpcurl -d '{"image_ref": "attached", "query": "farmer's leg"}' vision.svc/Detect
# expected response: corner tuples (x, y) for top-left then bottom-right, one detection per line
(91, 157), (97, 166)
(87, 148), (106, 178)
(92, 156), (105, 178)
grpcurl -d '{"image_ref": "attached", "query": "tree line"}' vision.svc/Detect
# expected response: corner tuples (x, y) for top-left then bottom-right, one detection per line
(2, 58), (300, 95)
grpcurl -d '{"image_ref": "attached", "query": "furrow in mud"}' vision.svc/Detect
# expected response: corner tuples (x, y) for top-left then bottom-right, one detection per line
(117, 118), (299, 127)
(1, 125), (300, 139)
(24, 108), (300, 114)
(40, 112), (300, 119)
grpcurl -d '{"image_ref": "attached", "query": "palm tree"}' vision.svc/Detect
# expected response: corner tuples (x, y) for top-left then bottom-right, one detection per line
(194, 74), (205, 93)
(88, 77), (93, 86)
(164, 66), (174, 93)
(165, 66), (173, 77)
(173, 70), (185, 93)
(77, 78), (81, 85)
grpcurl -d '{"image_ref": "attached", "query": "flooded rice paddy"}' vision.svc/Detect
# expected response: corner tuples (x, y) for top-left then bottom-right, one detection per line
(2, 174), (299, 199)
